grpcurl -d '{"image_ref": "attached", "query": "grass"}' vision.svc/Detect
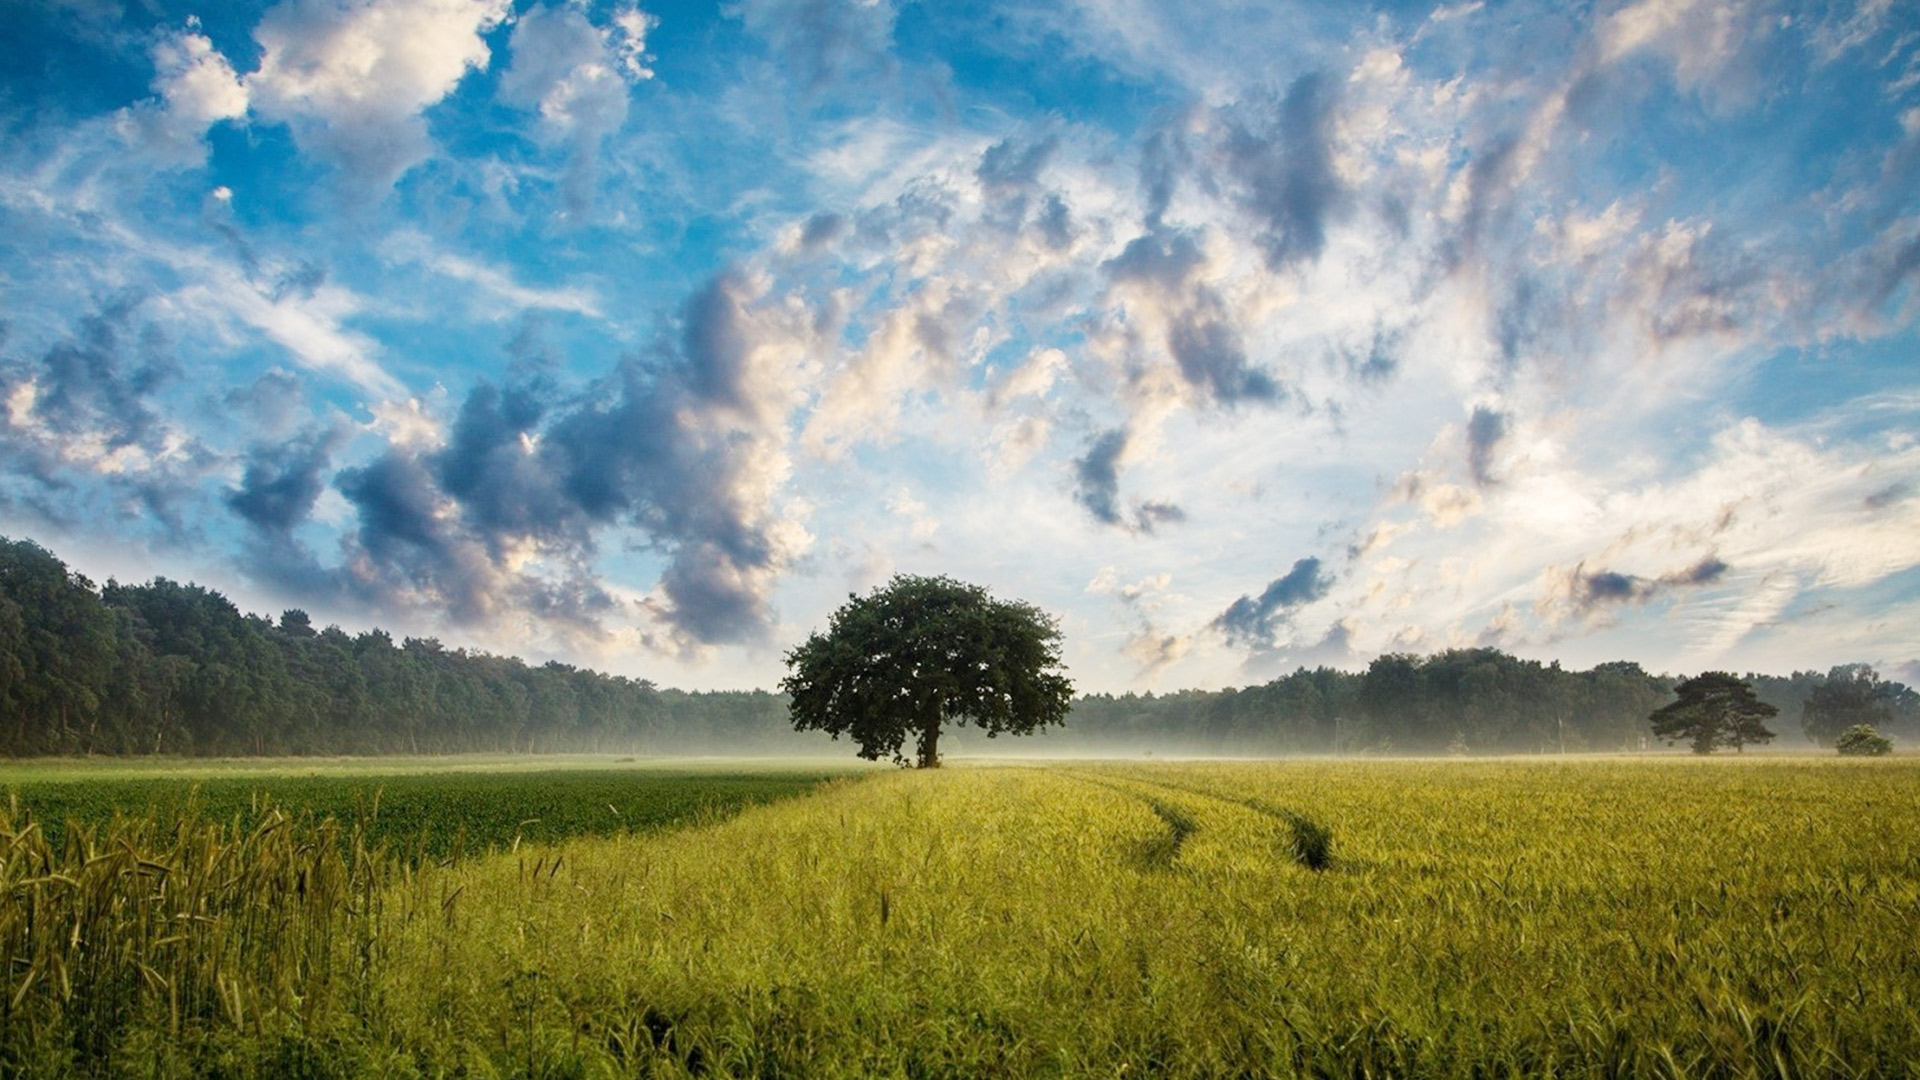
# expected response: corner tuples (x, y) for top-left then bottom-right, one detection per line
(1, 758), (860, 855)
(4, 756), (1918, 1077)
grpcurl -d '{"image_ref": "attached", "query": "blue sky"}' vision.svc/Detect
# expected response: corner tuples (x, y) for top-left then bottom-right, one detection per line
(3, 0), (1918, 692)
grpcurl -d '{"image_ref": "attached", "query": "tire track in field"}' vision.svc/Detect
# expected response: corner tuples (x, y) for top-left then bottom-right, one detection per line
(1053, 771), (1198, 871)
(1062, 770), (1335, 871)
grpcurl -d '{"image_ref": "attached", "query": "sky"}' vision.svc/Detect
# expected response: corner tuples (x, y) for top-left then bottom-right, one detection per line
(2, 0), (1918, 693)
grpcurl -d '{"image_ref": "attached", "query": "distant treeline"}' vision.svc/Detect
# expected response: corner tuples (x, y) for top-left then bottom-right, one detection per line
(0, 537), (804, 756)
(1057, 656), (1917, 755)
(2, 536), (1914, 756)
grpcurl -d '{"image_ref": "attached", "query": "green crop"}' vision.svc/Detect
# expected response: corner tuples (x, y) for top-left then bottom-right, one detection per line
(3, 757), (1916, 1078)
(3, 766), (847, 857)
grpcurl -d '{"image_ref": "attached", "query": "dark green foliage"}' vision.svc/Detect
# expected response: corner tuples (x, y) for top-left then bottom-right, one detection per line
(1834, 724), (1894, 756)
(0, 536), (818, 756)
(1801, 665), (1909, 746)
(0, 538), (126, 754)
(1062, 651), (1673, 755)
(1650, 672), (1779, 754)
(783, 575), (1073, 767)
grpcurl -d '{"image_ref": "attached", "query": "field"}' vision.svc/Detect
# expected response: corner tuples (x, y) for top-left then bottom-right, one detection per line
(4, 756), (1917, 1077)
(0, 757), (859, 856)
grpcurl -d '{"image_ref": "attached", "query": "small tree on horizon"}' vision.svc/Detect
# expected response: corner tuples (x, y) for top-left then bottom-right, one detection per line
(1649, 671), (1778, 754)
(782, 575), (1074, 768)
(1835, 724), (1894, 756)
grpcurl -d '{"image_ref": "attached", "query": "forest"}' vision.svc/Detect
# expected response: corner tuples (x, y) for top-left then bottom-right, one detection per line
(2, 536), (1914, 757)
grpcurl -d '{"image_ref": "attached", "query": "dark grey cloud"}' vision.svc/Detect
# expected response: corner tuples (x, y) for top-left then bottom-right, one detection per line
(504, 315), (562, 378)
(1137, 118), (1194, 230)
(1034, 192), (1073, 250)
(1466, 406), (1507, 487)
(1238, 617), (1354, 678)
(337, 451), (446, 562)
(1106, 228), (1205, 290)
(1453, 133), (1521, 268)
(1628, 228), (1765, 345)
(1666, 556), (1729, 587)
(1105, 228), (1284, 406)
(1071, 426), (1186, 534)
(1134, 500), (1186, 533)
(1569, 555), (1730, 613)
(1168, 306), (1279, 404)
(977, 135), (1070, 240)
(977, 134), (1059, 193)
(1582, 570), (1647, 604)
(203, 193), (260, 279)
(0, 294), (208, 527)
(798, 211), (849, 252)
(435, 380), (569, 542)
(334, 448), (520, 624)
(1864, 483), (1909, 511)
(681, 271), (759, 410)
(657, 543), (764, 644)
(1853, 230), (1920, 318)
(1494, 274), (1542, 368)
(1352, 325), (1400, 383)
(329, 267), (801, 645)
(6, 295), (170, 462)
(1214, 557), (1333, 648)
(1225, 72), (1344, 271)
(227, 426), (343, 535)
(1073, 427), (1127, 527)
(851, 181), (958, 255)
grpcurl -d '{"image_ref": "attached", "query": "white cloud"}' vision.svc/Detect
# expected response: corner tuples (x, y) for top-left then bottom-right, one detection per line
(1339, 412), (1920, 674)
(501, 3), (656, 212)
(171, 265), (404, 400)
(118, 27), (249, 167)
(886, 486), (939, 541)
(246, 0), (510, 193)
(802, 276), (973, 458)
(989, 347), (1066, 407)
(382, 232), (603, 318)
(367, 396), (447, 449)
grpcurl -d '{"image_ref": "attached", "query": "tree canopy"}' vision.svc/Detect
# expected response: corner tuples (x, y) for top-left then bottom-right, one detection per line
(0, 535), (821, 756)
(1801, 665), (1908, 746)
(1835, 724), (1894, 756)
(782, 575), (1074, 767)
(1649, 672), (1779, 754)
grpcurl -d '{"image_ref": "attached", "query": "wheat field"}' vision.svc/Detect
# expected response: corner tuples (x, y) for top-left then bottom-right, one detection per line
(4, 757), (1917, 1077)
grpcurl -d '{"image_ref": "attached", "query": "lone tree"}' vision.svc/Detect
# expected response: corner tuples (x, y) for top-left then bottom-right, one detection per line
(1649, 672), (1778, 754)
(782, 574), (1073, 767)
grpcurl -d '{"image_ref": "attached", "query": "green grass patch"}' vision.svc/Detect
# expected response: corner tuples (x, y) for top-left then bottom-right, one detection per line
(3, 762), (858, 856)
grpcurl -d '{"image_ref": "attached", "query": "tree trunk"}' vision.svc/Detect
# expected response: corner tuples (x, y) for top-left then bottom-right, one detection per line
(917, 714), (941, 769)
